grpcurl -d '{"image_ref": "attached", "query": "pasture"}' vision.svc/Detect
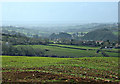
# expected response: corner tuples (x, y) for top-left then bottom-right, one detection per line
(15, 44), (119, 57)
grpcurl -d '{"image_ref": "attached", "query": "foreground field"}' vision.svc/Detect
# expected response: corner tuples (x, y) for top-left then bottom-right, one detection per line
(2, 56), (119, 83)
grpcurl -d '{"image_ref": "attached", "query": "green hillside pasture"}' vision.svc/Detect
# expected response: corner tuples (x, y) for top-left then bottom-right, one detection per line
(49, 44), (99, 49)
(15, 45), (102, 57)
(102, 48), (120, 52)
(49, 44), (119, 57)
(113, 31), (118, 36)
(2, 56), (119, 82)
(105, 52), (118, 57)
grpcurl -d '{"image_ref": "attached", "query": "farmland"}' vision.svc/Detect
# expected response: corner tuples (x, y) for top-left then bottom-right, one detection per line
(15, 44), (119, 57)
(1, 2), (120, 83)
(2, 44), (119, 83)
(2, 56), (119, 83)
(49, 44), (100, 49)
(2, 24), (119, 83)
(15, 45), (102, 57)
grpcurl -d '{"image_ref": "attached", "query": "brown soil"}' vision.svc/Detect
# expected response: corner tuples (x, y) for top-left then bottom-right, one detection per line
(2, 71), (119, 84)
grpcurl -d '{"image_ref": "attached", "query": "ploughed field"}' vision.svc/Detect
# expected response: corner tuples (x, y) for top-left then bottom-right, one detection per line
(2, 56), (119, 83)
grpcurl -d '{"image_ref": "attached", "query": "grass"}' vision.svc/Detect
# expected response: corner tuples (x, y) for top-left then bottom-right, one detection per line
(2, 56), (69, 68)
(15, 45), (103, 57)
(113, 31), (118, 36)
(2, 56), (118, 73)
(49, 44), (100, 49)
(105, 52), (118, 57)
(15, 44), (119, 57)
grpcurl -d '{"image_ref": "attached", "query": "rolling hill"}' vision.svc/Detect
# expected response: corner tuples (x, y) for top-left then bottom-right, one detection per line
(82, 28), (118, 41)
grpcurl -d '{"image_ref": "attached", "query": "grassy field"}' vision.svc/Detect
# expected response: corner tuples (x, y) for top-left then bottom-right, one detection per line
(15, 44), (119, 57)
(49, 44), (120, 52)
(15, 45), (103, 57)
(49, 44), (100, 49)
(2, 45), (119, 83)
(2, 56), (119, 83)
(102, 48), (119, 52)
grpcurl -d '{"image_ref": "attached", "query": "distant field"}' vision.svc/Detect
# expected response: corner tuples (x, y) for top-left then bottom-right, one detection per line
(67, 32), (88, 35)
(102, 48), (120, 52)
(15, 44), (119, 57)
(2, 56), (119, 83)
(49, 44), (100, 49)
(105, 52), (118, 57)
(113, 32), (118, 36)
(15, 45), (103, 57)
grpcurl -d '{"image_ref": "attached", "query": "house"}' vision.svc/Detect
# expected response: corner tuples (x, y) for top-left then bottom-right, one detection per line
(115, 43), (120, 49)
(96, 41), (103, 44)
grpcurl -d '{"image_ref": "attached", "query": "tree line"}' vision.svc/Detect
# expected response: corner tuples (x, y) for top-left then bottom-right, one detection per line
(2, 43), (44, 56)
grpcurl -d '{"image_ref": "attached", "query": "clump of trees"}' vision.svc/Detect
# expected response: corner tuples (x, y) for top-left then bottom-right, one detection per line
(49, 32), (72, 40)
(2, 42), (45, 56)
(2, 33), (47, 56)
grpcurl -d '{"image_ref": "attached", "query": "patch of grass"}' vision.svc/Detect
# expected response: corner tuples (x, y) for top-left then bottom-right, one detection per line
(102, 48), (119, 52)
(105, 52), (118, 57)
(112, 32), (118, 36)
(2, 56), (69, 68)
(49, 44), (100, 49)
(2, 56), (118, 72)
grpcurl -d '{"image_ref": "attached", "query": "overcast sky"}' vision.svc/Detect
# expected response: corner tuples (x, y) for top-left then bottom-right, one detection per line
(2, 2), (118, 25)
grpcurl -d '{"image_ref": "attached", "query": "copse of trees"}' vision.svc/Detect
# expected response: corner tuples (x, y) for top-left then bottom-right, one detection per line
(2, 42), (45, 56)
(2, 33), (48, 56)
(49, 32), (72, 40)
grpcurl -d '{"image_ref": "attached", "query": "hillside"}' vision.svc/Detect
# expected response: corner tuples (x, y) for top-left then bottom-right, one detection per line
(49, 32), (72, 40)
(82, 28), (118, 41)
(2, 26), (50, 38)
(65, 23), (118, 32)
(2, 23), (118, 38)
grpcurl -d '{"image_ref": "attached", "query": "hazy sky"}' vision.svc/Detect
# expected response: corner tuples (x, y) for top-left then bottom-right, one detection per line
(2, 2), (118, 25)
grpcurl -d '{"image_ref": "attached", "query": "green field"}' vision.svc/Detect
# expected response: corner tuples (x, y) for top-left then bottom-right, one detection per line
(102, 48), (119, 52)
(15, 45), (103, 57)
(2, 56), (119, 83)
(2, 44), (119, 82)
(49, 44), (100, 49)
(113, 31), (118, 36)
(15, 44), (119, 57)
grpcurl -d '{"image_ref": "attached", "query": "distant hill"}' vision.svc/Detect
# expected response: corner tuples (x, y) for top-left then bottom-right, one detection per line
(2, 26), (50, 38)
(82, 28), (118, 41)
(65, 23), (118, 32)
(49, 32), (72, 40)
(2, 23), (118, 40)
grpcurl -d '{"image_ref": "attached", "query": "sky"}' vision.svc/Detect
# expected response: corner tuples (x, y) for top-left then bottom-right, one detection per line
(2, 2), (118, 25)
